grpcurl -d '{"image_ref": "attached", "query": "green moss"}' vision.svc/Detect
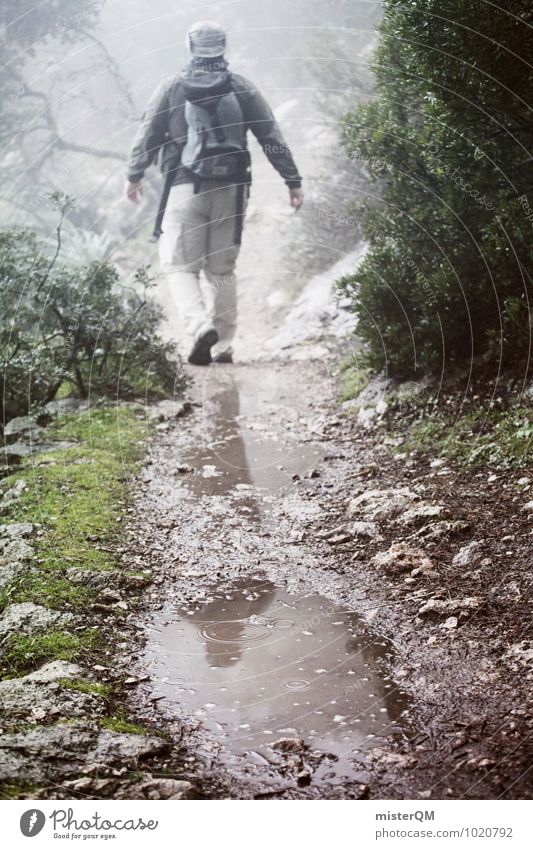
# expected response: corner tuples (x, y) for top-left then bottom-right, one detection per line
(58, 679), (111, 698)
(1, 629), (103, 678)
(405, 405), (533, 470)
(0, 782), (38, 799)
(0, 406), (150, 612)
(100, 716), (152, 735)
(339, 355), (370, 403)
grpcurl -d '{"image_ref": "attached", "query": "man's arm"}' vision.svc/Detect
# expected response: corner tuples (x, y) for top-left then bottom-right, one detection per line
(126, 80), (171, 202)
(234, 76), (303, 207)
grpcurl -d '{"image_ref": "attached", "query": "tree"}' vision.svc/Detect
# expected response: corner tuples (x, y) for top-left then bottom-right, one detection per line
(339, 0), (533, 376)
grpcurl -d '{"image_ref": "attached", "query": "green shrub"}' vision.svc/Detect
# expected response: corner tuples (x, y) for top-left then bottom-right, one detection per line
(339, 0), (533, 377)
(0, 221), (184, 425)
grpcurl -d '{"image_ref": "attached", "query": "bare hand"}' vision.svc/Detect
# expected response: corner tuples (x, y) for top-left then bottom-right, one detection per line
(126, 181), (143, 204)
(289, 187), (304, 210)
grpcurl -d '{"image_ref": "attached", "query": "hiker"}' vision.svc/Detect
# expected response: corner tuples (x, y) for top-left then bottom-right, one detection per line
(126, 20), (304, 365)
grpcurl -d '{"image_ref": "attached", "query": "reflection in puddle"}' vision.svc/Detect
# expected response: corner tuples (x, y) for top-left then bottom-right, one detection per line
(143, 579), (409, 784)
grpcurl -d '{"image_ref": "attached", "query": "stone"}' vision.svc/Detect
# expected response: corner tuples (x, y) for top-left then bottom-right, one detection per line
(452, 540), (483, 567)
(45, 398), (89, 416)
(0, 723), (168, 783)
(0, 663), (104, 722)
(0, 479), (27, 512)
(521, 500), (533, 513)
(0, 538), (34, 562)
(24, 661), (81, 683)
(3, 416), (41, 438)
(351, 521), (382, 540)
(415, 520), (469, 542)
(0, 603), (73, 639)
(504, 641), (533, 669)
(398, 504), (446, 527)
(418, 597), (482, 618)
(347, 488), (419, 522)
(67, 568), (120, 590)
(0, 522), (34, 539)
(116, 778), (195, 800)
(371, 543), (434, 575)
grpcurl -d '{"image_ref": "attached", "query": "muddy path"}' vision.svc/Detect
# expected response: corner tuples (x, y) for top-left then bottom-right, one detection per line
(124, 359), (409, 798)
(119, 350), (532, 800)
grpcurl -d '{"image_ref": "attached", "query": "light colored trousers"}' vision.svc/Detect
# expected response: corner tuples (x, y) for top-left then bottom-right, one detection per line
(158, 181), (247, 355)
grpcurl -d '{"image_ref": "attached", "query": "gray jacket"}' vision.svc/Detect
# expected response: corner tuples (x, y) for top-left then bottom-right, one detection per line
(127, 73), (302, 188)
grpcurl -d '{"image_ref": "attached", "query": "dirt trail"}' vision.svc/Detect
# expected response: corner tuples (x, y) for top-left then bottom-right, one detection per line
(122, 148), (532, 800)
(127, 358), (412, 798)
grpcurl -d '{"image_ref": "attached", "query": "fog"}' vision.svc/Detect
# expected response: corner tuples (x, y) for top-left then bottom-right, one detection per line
(1, 0), (379, 274)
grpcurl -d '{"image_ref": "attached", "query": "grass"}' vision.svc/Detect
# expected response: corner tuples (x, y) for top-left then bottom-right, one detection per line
(100, 716), (153, 736)
(339, 355), (370, 403)
(0, 629), (103, 678)
(58, 679), (112, 698)
(403, 405), (533, 470)
(1, 405), (149, 611)
(0, 782), (38, 800)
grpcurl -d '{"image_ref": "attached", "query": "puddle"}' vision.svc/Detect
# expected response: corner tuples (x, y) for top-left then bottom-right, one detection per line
(180, 373), (324, 500)
(143, 578), (409, 786)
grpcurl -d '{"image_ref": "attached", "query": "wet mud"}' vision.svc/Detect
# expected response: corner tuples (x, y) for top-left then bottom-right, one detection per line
(128, 361), (411, 797)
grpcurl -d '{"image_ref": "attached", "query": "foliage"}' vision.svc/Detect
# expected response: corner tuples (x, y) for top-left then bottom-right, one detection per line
(339, 0), (533, 377)
(0, 220), (184, 425)
(395, 403), (532, 470)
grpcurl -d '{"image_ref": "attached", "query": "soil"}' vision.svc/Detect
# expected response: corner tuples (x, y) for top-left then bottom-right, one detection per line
(110, 354), (532, 800)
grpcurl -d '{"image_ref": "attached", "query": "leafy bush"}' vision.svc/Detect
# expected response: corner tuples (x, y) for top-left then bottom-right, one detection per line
(0, 224), (184, 425)
(339, 0), (533, 377)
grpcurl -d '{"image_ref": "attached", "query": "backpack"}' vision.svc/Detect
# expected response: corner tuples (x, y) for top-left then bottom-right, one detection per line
(180, 68), (251, 184)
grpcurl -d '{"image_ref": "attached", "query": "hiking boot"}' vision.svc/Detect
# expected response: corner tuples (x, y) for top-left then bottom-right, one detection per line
(213, 350), (233, 364)
(188, 328), (219, 365)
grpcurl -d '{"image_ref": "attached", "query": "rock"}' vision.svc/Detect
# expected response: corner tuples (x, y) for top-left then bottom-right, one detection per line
(371, 543), (434, 575)
(116, 777), (195, 800)
(0, 723), (168, 782)
(521, 500), (533, 513)
(67, 568), (120, 590)
(67, 567), (152, 592)
(0, 537), (34, 562)
(440, 616), (458, 630)
(503, 641), (533, 670)
(318, 524), (349, 541)
(347, 488), (419, 522)
(3, 416), (41, 439)
(0, 522), (34, 539)
(418, 596), (482, 618)
(0, 603), (73, 639)
(0, 663), (104, 722)
(398, 504), (447, 527)
(452, 540), (483, 567)
(24, 660), (81, 683)
(271, 737), (307, 753)
(45, 398), (89, 416)
(0, 479), (27, 513)
(351, 521), (382, 540)
(345, 376), (391, 428)
(415, 520), (469, 542)
(326, 531), (353, 545)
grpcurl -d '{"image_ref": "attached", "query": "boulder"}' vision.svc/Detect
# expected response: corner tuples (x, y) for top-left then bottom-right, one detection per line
(371, 543), (434, 575)
(0, 522), (34, 539)
(0, 479), (27, 513)
(452, 540), (484, 567)
(0, 723), (169, 782)
(397, 504), (447, 527)
(0, 662), (104, 722)
(348, 488), (419, 522)
(0, 603), (73, 639)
